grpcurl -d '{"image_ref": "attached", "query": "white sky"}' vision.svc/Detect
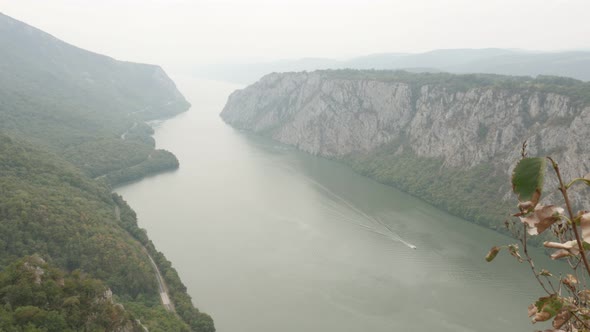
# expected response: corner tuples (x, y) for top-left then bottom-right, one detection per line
(1, 0), (589, 69)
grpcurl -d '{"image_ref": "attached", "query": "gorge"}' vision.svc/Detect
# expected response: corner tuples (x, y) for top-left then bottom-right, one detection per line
(117, 76), (564, 332)
(2, 2), (588, 331)
(220, 70), (590, 234)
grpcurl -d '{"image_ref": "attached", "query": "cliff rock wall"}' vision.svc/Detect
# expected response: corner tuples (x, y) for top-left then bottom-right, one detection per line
(221, 71), (590, 226)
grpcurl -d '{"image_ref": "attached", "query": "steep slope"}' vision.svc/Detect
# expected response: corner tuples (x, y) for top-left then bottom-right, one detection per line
(0, 255), (145, 332)
(221, 70), (590, 234)
(0, 12), (189, 184)
(0, 13), (214, 331)
(0, 135), (214, 331)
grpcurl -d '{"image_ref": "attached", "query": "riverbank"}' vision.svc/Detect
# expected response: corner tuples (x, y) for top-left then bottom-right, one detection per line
(116, 77), (560, 332)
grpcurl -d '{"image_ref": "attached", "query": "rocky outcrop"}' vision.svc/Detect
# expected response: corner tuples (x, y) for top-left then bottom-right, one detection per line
(221, 70), (590, 223)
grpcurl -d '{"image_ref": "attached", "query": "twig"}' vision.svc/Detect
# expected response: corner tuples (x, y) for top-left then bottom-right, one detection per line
(544, 275), (557, 293)
(548, 157), (590, 278)
(571, 311), (590, 330)
(523, 224), (552, 294)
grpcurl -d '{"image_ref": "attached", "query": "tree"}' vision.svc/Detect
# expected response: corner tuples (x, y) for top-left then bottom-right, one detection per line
(487, 143), (590, 331)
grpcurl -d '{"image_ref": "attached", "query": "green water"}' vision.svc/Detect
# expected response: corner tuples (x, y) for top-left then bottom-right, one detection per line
(116, 77), (560, 332)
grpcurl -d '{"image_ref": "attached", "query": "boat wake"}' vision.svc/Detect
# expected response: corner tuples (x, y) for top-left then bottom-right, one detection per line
(304, 177), (417, 250)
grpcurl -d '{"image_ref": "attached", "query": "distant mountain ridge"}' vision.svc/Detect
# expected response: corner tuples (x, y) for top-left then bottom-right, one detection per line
(195, 48), (590, 84)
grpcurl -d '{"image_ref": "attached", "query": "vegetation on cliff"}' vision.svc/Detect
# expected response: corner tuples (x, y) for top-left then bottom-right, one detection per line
(325, 70), (590, 105)
(346, 148), (513, 232)
(0, 135), (154, 296)
(0, 135), (214, 330)
(0, 13), (214, 331)
(0, 255), (144, 332)
(113, 195), (215, 332)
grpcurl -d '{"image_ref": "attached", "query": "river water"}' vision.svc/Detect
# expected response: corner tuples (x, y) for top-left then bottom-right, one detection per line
(116, 77), (560, 332)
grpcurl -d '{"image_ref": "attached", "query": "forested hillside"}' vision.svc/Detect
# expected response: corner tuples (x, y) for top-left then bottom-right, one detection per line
(0, 13), (214, 331)
(0, 12), (189, 185)
(0, 255), (144, 332)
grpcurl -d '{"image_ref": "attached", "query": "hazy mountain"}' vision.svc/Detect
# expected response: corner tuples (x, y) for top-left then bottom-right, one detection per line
(449, 51), (590, 80)
(193, 57), (339, 84)
(343, 48), (517, 69)
(194, 48), (590, 84)
(0, 13), (214, 331)
(0, 12), (189, 183)
(0, 13), (189, 121)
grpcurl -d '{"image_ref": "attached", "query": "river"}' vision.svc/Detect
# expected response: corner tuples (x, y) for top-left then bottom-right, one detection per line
(116, 77), (560, 332)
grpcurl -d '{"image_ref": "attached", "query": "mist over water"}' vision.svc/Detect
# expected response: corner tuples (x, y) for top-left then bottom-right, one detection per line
(116, 77), (560, 332)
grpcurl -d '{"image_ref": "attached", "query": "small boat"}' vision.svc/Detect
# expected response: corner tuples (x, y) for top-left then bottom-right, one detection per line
(409, 245), (417, 249)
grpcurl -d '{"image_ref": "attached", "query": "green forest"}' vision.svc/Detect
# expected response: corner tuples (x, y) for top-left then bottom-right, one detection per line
(325, 69), (590, 106)
(0, 132), (213, 331)
(0, 13), (213, 331)
(0, 255), (144, 332)
(345, 145), (513, 232)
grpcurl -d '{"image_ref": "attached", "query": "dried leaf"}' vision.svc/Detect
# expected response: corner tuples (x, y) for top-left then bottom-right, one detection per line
(512, 157), (546, 207)
(563, 274), (578, 286)
(485, 246), (501, 262)
(520, 205), (564, 235)
(533, 311), (552, 323)
(517, 200), (535, 214)
(508, 244), (523, 262)
(544, 240), (579, 259)
(550, 250), (571, 260)
(579, 212), (590, 242)
(544, 241), (576, 250)
(579, 289), (590, 302)
(539, 269), (552, 277)
(532, 295), (563, 323)
(552, 309), (571, 329)
(528, 303), (536, 317)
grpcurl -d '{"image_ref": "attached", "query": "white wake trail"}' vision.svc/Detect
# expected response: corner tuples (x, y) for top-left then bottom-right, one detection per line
(306, 177), (417, 249)
(375, 216), (416, 249)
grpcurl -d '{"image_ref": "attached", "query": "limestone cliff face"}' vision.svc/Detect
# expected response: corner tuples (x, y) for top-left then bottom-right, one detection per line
(221, 71), (590, 206)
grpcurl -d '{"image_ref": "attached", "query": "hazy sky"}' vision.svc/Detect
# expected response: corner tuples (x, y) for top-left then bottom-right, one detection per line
(1, 0), (589, 69)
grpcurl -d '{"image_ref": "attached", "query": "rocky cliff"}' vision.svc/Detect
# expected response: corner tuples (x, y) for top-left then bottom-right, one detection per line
(221, 70), (590, 231)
